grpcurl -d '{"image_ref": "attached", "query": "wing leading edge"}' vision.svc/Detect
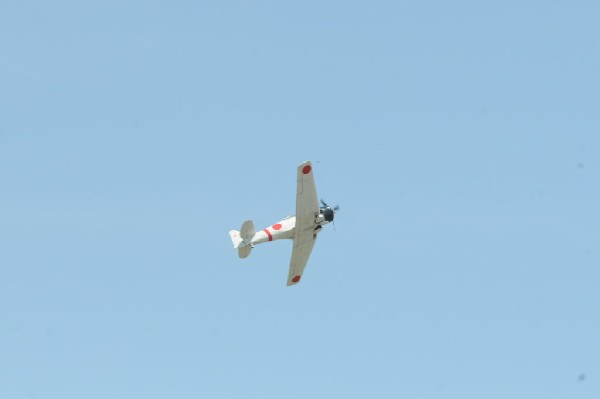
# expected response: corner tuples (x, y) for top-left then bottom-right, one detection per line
(287, 161), (320, 286)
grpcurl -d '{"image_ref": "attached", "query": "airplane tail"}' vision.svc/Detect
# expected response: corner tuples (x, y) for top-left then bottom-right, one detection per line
(229, 220), (255, 259)
(229, 230), (243, 249)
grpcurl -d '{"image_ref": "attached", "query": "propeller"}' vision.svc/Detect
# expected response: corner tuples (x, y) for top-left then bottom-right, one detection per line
(320, 198), (340, 230)
(320, 199), (340, 212)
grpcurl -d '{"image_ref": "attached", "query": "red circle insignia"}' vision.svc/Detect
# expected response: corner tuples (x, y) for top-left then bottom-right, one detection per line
(272, 223), (282, 230)
(302, 165), (311, 174)
(292, 275), (301, 283)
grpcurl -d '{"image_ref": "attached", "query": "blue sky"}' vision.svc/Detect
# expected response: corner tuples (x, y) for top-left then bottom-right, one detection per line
(1, 1), (599, 398)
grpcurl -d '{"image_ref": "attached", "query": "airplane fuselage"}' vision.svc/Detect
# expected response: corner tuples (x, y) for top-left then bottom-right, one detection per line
(250, 210), (331, 247)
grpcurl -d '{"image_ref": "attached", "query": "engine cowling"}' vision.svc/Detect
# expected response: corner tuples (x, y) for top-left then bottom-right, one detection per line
(323, 208), (334, 222)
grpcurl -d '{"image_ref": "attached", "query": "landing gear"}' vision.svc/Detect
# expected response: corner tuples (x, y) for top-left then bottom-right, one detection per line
(313, 225), (322, 239)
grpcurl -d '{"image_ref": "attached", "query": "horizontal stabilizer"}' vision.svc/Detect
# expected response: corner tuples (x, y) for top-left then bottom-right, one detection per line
(240, 220), (255, 241)
(238, 246), (252, 258)
(230, 220), (256, 259)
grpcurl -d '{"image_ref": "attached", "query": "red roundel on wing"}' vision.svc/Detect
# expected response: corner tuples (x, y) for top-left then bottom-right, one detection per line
(272, 223), (282, 230)
(292, 275), (301, 283)
(302, 165), (311, 174)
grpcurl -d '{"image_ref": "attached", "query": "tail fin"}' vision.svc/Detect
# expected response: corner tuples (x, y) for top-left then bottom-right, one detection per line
(229, 220), (255, 259)
(229, 230), (243, 249)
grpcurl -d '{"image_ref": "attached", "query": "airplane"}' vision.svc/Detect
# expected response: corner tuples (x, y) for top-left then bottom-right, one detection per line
(228, 161), (338, 286)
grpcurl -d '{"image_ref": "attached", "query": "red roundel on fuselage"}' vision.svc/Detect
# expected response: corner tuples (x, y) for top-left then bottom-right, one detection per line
(302, 165), (311, 174)
(272, 223), (282, 230)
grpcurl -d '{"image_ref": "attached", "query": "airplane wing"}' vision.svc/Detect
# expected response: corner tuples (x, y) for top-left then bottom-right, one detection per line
(287, 161), (319, 286)
(287, 239), (316, 286)
(295, 161), (319, 225)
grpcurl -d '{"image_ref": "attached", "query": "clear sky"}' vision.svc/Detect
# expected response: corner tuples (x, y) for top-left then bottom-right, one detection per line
(1, 1), (599, 398)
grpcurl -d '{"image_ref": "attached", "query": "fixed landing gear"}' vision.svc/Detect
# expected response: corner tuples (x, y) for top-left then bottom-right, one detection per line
(313, 224), (322, 239)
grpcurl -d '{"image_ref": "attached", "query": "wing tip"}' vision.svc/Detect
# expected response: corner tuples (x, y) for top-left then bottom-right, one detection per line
(286, 275), (302, 286)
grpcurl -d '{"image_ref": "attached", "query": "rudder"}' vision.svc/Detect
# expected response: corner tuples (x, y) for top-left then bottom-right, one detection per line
(229, 230), (243, 249)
